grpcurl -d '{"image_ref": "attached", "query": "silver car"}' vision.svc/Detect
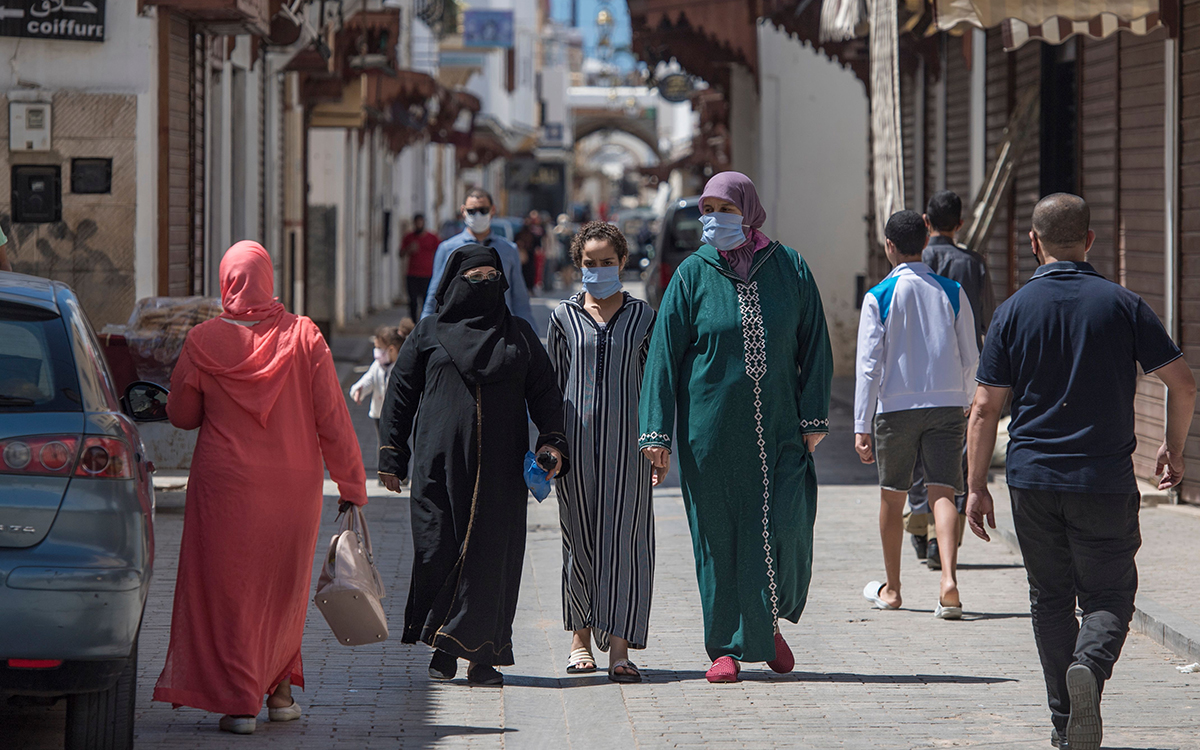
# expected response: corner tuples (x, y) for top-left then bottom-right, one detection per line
(0, 273), (167, 750)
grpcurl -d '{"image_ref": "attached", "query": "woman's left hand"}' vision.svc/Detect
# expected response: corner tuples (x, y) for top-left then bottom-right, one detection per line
(803, 433), (826, 453)
(537, 445), (564, 479)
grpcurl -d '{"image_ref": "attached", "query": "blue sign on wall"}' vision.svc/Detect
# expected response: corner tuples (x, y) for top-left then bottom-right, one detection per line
(462, 9), (513, 49)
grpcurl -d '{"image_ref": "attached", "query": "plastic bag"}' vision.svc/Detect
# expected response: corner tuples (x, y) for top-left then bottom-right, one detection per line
(122, 296), (223, 386)
(524, 450), (552, 502)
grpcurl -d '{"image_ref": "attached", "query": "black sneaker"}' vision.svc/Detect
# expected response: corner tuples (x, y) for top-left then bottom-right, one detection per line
(1065, 663), (1102, 750)
(429, 650), (457, 681)
(467, 664), (504, 686)
(911, 533), (928, 561)
(926, 538), (942, 570)
(1050, 727), (1064, 748)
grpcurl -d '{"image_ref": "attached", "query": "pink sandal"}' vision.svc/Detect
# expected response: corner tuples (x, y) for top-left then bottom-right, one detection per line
(767, 632), (794, 674)
(706, 656), (740, 683)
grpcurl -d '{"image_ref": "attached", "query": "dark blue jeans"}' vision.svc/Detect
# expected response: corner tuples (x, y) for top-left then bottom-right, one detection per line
(1009, 487), (1141, 732)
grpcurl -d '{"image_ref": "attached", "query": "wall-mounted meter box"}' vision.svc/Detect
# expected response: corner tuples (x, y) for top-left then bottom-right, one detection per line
(10, 102), (52, 151)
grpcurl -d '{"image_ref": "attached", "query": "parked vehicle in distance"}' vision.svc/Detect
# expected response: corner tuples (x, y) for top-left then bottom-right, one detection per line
(611, 207), (659, 278)
(644, 196), (703, 308)
(0, 272), (166, 750)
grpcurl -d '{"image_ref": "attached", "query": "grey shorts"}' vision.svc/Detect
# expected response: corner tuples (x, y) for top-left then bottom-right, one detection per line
(874, 406), (968, 493)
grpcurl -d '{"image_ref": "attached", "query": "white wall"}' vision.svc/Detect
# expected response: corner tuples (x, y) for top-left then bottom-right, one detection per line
(0, 3), (159, 301)
(728, 63), (759, 182)
(758, 23), (869, 376)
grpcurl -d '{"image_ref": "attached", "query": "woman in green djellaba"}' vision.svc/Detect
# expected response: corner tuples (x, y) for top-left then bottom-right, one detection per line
(639, 171), (833, 683)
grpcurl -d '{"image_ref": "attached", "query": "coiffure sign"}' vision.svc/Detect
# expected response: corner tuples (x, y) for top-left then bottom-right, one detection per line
(0, 0), (106, 43)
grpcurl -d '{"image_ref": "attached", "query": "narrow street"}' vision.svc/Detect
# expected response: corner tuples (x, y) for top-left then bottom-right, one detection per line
(5, 296), (1200, 750)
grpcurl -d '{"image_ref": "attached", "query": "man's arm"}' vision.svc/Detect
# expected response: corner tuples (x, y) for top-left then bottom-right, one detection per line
(420, 243), (451, 319)
(1151, 356), (1196, 489)
(853, 294), (884, 463)
(956, 286), (979, 394)
(501, 243), (536, 327)
(965, 383), (1009, 541)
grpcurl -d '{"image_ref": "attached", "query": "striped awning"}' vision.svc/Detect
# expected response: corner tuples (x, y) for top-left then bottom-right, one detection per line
(1001, 10), (1161, 47)
(935, 0), (1162, 48)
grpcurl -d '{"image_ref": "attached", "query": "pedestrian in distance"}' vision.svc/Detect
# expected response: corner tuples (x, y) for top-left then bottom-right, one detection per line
(855, 210), (978, 619)
(639, 171), (833, 683)
(966, 193), (1196, 750)
(905, 190), (996, 570)
(548, 221), (656, 684)
(420, 188), (536, 327)
(400, 213), (439, 322)
(350, 321), (415, 451)
(379, 244), (569, 687)
(152, 241), (368, 735)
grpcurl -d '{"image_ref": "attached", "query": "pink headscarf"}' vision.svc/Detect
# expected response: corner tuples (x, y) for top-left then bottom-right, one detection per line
(219, 241), (285, 321)
(700, 171), (772, 280)
(187, 241), (297, 425)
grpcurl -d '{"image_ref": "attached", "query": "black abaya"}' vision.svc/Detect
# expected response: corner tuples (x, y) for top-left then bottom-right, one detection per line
(379, 316), (568, 665)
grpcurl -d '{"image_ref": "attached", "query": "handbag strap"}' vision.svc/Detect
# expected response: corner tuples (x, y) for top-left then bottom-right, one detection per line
(345, 505), (377, 565)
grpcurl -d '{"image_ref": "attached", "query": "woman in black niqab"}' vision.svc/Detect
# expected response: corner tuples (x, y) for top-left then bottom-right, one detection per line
(379, 244), (569, 686)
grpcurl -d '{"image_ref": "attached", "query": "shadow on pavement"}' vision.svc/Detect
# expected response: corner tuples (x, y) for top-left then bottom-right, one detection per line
(501, 674), (611, 689)
(963, 612), (1034, 621)
(424, 724), (515, 736)
(636, 670), (1017, 684)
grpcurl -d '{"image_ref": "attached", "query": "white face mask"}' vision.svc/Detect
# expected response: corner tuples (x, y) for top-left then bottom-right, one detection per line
(464, 210), (492, 234)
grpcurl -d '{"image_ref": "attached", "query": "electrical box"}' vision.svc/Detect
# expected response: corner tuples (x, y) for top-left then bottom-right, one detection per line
(9, 102), (52, 152)
(72, 158), (112, 194)
(12, 165), (62, 224)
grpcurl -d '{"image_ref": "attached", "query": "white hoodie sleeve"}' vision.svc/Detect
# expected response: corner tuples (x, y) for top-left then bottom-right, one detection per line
(955, 286), (979, 402)
(350, 360), (381, 401)
(854, 293), (885, 433)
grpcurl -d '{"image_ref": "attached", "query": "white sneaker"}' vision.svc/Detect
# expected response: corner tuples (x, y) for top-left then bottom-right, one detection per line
(219, 715), (257, 734)
(268, 699), (303, 722)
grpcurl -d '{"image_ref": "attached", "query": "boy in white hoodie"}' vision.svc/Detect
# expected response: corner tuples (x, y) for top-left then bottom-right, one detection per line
(854, 210), (978, 619)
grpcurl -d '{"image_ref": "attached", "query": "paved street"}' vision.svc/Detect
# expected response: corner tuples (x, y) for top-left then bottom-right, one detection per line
(6, 305), (1200, 749)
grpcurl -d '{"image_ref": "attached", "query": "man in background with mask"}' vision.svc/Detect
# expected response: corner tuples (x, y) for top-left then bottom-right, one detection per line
(421, 188), (535, 327)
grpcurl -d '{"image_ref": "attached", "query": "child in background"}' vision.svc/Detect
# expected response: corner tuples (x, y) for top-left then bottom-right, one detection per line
(854, 210), (978, 619)
(352, 321), (414, 442)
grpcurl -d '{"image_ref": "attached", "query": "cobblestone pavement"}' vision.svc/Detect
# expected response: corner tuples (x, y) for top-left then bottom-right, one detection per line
(7, 321), (1200, 748)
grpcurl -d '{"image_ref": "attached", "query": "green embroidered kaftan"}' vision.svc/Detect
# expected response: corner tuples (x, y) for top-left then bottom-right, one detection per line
(639, 241), (833, 662)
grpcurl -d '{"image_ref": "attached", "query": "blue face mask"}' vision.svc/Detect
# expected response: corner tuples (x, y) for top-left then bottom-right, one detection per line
(701, 212), (748, 251)
(581, 266), (622, 299)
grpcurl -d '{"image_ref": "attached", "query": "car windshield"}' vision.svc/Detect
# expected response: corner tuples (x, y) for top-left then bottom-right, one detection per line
(0, 303), (81, 412)
(670, 205), (703, 254)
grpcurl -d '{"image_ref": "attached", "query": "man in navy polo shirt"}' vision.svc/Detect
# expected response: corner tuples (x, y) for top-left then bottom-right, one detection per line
(966, 193), (1195, 750)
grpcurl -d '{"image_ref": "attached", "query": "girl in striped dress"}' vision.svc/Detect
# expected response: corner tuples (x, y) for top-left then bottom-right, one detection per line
(547, 222), (656, 683)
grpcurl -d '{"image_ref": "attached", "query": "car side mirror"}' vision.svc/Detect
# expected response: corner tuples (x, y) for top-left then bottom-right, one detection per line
(123, 381), (170, 423)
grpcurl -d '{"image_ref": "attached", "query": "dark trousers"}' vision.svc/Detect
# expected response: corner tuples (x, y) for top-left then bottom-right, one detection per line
(1009, 487), (1141, 732)
(406, 275), (431, 322)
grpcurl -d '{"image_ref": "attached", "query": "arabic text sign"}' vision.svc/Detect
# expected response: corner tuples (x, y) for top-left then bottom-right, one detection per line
(0, 0), (106, 43)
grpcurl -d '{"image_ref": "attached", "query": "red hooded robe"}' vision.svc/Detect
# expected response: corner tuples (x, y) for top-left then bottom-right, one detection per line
(153, 241), (367, 716)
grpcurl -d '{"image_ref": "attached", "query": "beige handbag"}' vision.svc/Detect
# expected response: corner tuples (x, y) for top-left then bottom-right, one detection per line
(314, 505), (388, 646)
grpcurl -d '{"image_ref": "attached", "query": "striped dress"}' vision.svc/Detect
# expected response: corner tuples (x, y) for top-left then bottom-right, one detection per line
(547, 292), (656, 651)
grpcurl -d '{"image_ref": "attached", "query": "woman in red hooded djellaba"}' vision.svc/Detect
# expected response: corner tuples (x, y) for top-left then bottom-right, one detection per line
(152, 241), (367, 734)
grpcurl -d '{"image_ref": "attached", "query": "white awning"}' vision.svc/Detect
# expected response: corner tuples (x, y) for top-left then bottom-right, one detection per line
(935, 0), (1159, 29)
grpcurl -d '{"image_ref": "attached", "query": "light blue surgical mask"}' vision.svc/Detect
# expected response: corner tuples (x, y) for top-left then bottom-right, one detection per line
(701, 212), (748, 251)
(581, 266), (622, 299)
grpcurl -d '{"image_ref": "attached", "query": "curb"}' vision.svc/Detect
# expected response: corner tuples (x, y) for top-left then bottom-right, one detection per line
(991, 523), (1200, 663)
